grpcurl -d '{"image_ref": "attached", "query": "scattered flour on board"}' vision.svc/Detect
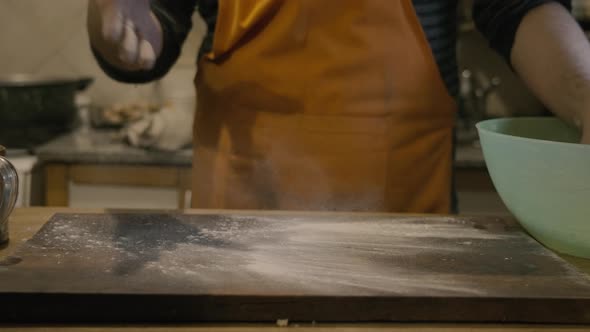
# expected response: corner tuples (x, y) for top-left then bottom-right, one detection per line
(17, 214), (580, 296)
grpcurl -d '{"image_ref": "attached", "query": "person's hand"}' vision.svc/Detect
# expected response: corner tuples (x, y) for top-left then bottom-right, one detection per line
(87, 0), (163, 71)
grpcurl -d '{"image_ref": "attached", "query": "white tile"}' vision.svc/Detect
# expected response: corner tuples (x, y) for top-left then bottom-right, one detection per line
(89, 77), (159, 107)
(0, 0), (199, 107)
(0, 0), (88, 74)
(9, 0), (86, 30)
(176, 12), (206, 67)
(34, 53), (78, 77)
(0, 3), (48, 73)
(58, 28), (101, 76)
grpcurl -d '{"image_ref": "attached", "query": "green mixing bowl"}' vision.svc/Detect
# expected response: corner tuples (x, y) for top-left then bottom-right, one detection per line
(477, 117), (590, 258)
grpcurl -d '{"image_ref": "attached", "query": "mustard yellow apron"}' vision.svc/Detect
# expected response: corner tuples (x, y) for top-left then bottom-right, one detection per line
(191, 0), (455, 213)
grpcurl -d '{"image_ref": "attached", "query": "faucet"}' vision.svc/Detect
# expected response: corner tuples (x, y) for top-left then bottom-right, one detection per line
(459, 69), (501, 142)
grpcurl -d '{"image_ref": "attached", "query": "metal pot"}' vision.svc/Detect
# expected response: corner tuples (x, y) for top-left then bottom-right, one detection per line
(0, 75), (93, 149)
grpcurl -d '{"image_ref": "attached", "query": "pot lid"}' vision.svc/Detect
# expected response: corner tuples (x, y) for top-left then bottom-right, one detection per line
(0, 74), (93, 89)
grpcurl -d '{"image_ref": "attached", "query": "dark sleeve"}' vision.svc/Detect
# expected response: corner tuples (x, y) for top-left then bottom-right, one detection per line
(472, 0), (572, 63)
(92, 0), (198, 84)
(196, 0), (219, 57)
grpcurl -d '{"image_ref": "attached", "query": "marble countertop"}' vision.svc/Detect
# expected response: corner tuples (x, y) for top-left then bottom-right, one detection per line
(35, 129), (486, 168)
(35, 129), (193, 167)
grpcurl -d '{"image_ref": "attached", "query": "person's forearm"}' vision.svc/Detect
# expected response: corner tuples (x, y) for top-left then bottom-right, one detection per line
(511, 2), (590, 143)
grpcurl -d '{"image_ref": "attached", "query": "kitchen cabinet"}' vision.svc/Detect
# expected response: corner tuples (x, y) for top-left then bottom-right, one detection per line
(36, 129), (192, 209)
(44, 163), (192, 209)
(455, 167), (510, 215)
(454, 143), (510, 215)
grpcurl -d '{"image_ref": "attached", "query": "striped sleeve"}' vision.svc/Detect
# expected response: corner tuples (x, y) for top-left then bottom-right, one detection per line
(413, 0), (460, 97)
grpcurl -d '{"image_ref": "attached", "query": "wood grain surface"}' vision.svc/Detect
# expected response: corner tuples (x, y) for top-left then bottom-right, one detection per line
(1, 212), (590, 324)
(3, 324), (590, 332)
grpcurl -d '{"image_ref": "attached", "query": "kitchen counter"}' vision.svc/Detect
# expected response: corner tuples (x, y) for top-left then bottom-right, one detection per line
(35, 129), (193, 167)
(1, 207), (590, 331)
(35, 129), (485, 168)
(35, 129), (193, 208)
(34, 129), (489, 209)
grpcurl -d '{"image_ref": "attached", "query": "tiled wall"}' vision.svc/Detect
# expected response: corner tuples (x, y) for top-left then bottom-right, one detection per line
(0, 0), (206, 107)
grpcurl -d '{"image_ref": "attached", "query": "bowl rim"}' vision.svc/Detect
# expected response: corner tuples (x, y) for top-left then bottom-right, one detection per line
(476, 117), (590, 151)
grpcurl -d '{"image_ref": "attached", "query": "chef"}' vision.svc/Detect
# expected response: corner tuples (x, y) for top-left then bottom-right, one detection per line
(88, 0), (590, 213)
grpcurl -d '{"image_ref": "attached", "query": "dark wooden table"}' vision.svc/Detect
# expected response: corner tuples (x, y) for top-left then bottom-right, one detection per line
(1, 208), (589, 331)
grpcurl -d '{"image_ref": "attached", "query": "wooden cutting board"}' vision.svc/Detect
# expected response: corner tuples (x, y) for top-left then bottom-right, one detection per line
(1, 212), (590, 324)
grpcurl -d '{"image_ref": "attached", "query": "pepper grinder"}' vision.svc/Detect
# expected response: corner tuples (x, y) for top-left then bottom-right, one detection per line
(0, 146), (19, 246)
